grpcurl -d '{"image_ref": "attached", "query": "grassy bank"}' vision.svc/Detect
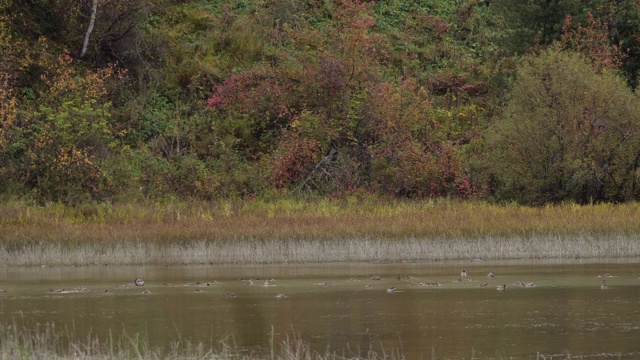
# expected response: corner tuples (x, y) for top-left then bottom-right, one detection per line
(1, 200), (640, 266)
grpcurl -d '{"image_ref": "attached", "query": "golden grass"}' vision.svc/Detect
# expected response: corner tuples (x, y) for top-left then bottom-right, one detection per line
(1, 199), (640, 265)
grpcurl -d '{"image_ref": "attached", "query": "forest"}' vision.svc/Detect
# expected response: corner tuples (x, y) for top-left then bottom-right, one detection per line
(2, 0), (640, 206)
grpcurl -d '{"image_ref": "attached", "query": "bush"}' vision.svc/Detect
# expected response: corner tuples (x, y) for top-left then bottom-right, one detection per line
(488, 49), (640, 204)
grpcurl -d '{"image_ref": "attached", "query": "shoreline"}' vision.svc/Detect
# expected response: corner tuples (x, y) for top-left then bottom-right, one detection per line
(3, 200), (640, 266)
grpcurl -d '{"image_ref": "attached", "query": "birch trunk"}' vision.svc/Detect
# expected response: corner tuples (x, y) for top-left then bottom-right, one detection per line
(80, 0), (98, 58)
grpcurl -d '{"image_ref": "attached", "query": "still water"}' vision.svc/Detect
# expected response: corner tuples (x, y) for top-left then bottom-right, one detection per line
(1, 259), (640, 359)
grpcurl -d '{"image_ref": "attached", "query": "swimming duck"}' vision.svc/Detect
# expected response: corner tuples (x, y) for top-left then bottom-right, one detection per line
(600, 280), (608, 289)
(524, 282), (535, 288)
(487, 272), (495, 278)
(134, 278), (144, 287)
(223, 293), (237, 299)
(275, 293), (287, 298)
(496, 284), (507, 291)
(460, 270), (468, 278)
(246, 280), (254, 286)
(387, 287), (397, 293)
(479, 283), (488, 287)
(142, 289), (152, 295)
(263, 280), (270, 287)
(371, 276), (382, 281)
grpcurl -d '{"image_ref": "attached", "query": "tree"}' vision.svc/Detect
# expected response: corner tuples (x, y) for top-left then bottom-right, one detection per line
(488, 49), (640, 204)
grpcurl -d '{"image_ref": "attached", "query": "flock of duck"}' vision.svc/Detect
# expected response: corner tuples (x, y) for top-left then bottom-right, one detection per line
(385, 269), (524, 293)
(32, 270), (618, 298)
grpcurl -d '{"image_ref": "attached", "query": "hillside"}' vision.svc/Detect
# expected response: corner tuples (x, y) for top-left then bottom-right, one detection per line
(1, 0), (640, 205)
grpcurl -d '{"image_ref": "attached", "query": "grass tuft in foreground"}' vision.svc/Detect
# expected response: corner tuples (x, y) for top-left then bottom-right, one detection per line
(0, 322), (403, 360)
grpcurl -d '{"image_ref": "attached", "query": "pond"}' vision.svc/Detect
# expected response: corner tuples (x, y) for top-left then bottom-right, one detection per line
(1, 259), (640, 359)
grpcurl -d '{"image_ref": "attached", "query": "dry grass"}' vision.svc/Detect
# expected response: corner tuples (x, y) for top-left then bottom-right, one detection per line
(1, 199), (640, 265)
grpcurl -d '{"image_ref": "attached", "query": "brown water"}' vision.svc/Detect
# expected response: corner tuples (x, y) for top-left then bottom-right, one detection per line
(1, 259), (640, 359)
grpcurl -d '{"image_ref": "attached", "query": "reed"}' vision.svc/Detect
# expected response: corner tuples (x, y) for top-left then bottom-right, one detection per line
(1, 199), (640, 265)
(0, 322), (405, 360)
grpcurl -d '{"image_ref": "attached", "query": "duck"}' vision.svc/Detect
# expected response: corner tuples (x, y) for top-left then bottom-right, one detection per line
(487, 272), (496, 278)
(142, 289), (152, 295)
(460, 270), (468, 278)
(386, 287), (397, 293)
(524, 282), (535, 288)
(275, 293), (287, 298)
(134, 278), (145, 287)
(263, 280), (270, 287)
(496, 284), (507, 291)
(223, 292), (237, 299)
(479, 282), (488, 287)
(371, 276), (382, 281)
(246, 280), (254, 286)
(600, 280), (608, 289)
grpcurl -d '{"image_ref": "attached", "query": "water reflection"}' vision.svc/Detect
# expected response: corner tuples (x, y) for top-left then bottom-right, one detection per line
(1, 259), (640, 358)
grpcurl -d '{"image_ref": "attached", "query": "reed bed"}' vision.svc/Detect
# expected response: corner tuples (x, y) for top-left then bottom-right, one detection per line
(1, 200), (640, 266)
(0, 235), (639, 266)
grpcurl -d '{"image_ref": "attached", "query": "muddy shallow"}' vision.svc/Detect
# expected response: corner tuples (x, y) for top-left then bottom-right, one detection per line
(1, 259), (640, 359)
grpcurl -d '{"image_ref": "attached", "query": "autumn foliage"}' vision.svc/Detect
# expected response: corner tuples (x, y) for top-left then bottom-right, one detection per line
(2, 0), (640, 204)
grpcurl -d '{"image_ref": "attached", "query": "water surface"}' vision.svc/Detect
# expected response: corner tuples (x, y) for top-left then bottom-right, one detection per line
(1, 259), (640, 359)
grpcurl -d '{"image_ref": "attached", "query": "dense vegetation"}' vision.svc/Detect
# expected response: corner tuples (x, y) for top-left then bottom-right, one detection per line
(2, 0), (640, 205)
